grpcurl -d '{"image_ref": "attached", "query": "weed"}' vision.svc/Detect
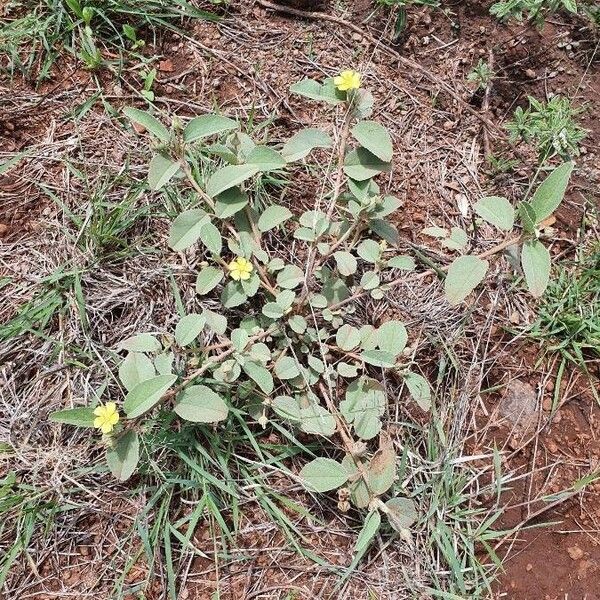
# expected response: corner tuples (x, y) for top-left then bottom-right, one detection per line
(372, 0), (440, 39)
(527, 244), (600, 374)
(490, 0), (577, 25)
(506, 95), (587, 161)
(0, 0), (218, 81)
(467, 59), (494, 91)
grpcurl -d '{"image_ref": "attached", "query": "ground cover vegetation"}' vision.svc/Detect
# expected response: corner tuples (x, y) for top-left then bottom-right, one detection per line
(1, 0), (598, 598)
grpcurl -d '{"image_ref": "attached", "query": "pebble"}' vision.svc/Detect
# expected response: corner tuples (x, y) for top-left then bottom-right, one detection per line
(567, 545), (584, 561)
(525, 68), (536, 79)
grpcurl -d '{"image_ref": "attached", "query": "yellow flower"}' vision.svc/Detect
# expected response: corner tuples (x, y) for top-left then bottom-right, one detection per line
(228, 256), (253, 281)
(93, 402), (120, 434)
(334, 70), (361, 92)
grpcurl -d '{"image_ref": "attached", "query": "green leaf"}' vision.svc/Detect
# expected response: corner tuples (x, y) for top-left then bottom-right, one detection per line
(444, 255), (489, 306)
(242, 362), (274, 394)
(262, 302), (285, 319)
(119, 352), (155, 392)
(175, 313), (206, 347)
(168, 209), (210, 251)
(198, 221), (222, 256)
(196, 266), (223, 295)
(123, 374), (177, 418)
(49, 407), (96, 427)
(442, 227), (468, 251)
(147, 153), (180, 191)
(272, 395), (301, 422)
(336, 324), (361, 351)
(106, 430), (139, 482)
(288, 315), (307, 334)
(354, 510), (381, 556)
(289, 78), (345, 105)
(518, 201), (537, 234)
(277, 264), (304, 289)
(274, 356), (301, 380)
(367, 437), (396, 495)
(334, 251), (357, 276)
(352, 120), (393, 162)
(230, 328), (249, 353)
(184, 114), (237, 142)
(117, 333), (161, 353)
(246, 146), (286, 171)
(362, 349), (396, 368)
(257, 204), (293, 232)
(387, 255), (415, 271)
(154, 352), (174, 376)
(360, 271), (380, 290)
(521, 240), (551, 298)
(206, 164), (260, 198)
(356, 239), (381, 263)
(369, 219), (399, 246)
(404, 372), (431, 411)
(344, 148), (392, 181)
(221, 281), (247, 308)
(474, 196), (515, 231)
(123, 107), (170, 143)
(385, 497), (418, 531)
(299, 458), (348, 492)
(174, 385), (229, 423)
(376, 321), (407, 356)
(214, 187), (248, 219)
(204, 309), (227, 335)
(282, 128), (333, 162)
(300, 404), (336, 436)
(529, 161), (574, 224)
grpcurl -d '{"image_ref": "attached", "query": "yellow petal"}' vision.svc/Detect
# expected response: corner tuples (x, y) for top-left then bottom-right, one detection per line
(230, 269), (241, 281)
(239, 270), (251, 281)
(94, 416), (104, 428)
(101, 422), (113, 434)
(108, 412), (120, 426)
(105, 402), (117, 414)
(93, 406), (105, 417)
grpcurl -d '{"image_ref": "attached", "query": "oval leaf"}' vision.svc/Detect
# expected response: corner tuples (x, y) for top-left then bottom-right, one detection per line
(119, 352), (156, 392)
(299, 457), (348, 492)
(529, 161), (574, 224)
(168, 209), (210, 251)
(123, 374), (177, 418)
(174, 385), (229, 423)
(444, 255), (489, 306)
(206, 164), (260, 198)
(49, 407), (95, 427)
(106, 430), (140, 481)
(184, 114), (237, 143)
(123, 107), (170, 143)
(352, 120), (393, 162)
(175, 313), (206, 347)
(521, 240), (551, 298)
(473, 196), (515, 231)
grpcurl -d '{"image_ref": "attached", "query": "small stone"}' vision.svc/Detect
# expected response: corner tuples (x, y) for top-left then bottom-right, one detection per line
(498, 379), (537, 425)
(0, 223), (8, 236)
(542, 397), (552, 411)
(159, 59), (174, 72)
(352, 32), (362, 42)
(525, 69), (536, 79)
(567, 545), (584, 560)
(443, 121), (454, 131)
(526, 563), (533, 571)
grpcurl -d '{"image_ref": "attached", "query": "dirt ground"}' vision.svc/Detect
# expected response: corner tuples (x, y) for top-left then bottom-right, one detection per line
(1, 0), (599, 598)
